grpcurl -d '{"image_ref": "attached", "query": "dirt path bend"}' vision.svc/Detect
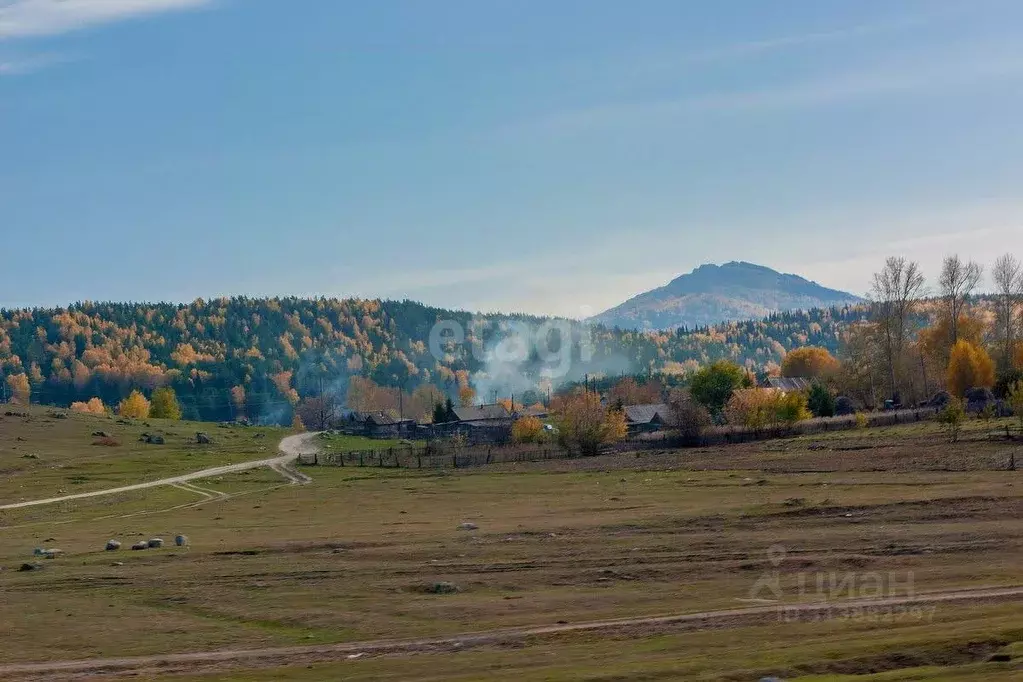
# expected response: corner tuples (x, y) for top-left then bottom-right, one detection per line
(2, 585), (1020, 680)
(0, 432), (318, 511)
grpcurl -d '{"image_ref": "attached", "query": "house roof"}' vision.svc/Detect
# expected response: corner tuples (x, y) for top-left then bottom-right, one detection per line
(356, 411), (414, 426)
(765, 377), (812, 392)
(623, 403), (669, 425)
(452, 404), (511, 422)
(516, 404), (549, 418)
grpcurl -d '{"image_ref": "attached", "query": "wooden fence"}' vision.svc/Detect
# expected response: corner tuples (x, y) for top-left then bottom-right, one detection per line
(297, 407), (946, 470)
(297, 443), (577, 469)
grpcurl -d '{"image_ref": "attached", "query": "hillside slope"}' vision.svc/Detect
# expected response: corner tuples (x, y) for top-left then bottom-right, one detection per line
(0, 297), (864, 422)
(592, 262), (861, 330)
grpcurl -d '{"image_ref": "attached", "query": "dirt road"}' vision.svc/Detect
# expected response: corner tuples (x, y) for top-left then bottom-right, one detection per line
(2, 585), (1020, 679)
(0, 432), (317, 511)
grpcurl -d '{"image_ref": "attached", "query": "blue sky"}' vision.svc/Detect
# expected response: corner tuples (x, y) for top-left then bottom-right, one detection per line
(2, 0), (1023, 317)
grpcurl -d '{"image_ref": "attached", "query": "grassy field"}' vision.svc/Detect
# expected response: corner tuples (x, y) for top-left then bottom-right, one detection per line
(0, 413), (1020, 680)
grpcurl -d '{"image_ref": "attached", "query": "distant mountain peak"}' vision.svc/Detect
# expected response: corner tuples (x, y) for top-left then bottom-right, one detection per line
(590, 262), (860, 331)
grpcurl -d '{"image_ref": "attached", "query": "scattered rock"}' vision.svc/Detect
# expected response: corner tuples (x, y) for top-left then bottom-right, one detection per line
(92, 431), (111, 438)
(139, 433), (165, 445)
(420, 581), (459, 594)
(19, 563), (43, 572)
(21, 453), (38, 459)
(457, 522), (478, 531)
(111, 561), (124, 567)
(147, 538), (164, 549)
(174, 535), (188, 547)
(131, 542), (149, 551)
(105, 540), (122, 551)
(253, 432), (266, 439)
(15, 436), (26, 442)
(195, 432), (213, 445)
(782, 498), (806, 507)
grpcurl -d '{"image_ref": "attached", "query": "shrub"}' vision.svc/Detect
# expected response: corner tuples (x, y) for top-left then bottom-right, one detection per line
(665, 388), (711, 444)
(118, 390), (150, 419)
(689, 361), (751, 415)
(995, 369), (1023, 399)
(937, 397), (966, 443)
(1007, 381), (1023, 431)
(71, 397), (106, 415)
(806, 382), (836, 418)
(724, 389), (778, 434)
(776, 391), (812, 426)
(854, 412), (869, 430)
(553, 390), (627, 455)
(511, 416), (545, 444)
(149, 387), (182, 420)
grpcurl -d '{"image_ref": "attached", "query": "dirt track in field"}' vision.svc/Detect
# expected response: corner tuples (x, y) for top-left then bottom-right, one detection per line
(2, 586), (1021, 680)
(0, 433), (316, 511)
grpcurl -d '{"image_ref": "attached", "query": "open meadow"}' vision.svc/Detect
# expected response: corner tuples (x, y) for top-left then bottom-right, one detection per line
(0, 409), (1021, 680)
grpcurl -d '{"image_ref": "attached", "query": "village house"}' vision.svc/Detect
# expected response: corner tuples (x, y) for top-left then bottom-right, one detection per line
(623, 403), (670, 433)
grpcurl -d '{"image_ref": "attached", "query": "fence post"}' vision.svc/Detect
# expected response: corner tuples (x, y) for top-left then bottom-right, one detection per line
(417, 450), (422, 469)
(359, 451), (364, 467)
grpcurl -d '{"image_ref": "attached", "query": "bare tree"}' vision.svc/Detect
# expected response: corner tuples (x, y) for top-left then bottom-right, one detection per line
(871, 257), (925, 399)
(992, 254), (1023, 372)
(938, 255), (983, 345)
(296, 394), (337, 431)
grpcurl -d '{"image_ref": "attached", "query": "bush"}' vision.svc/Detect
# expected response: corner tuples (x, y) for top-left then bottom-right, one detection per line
(511, 416), (545, 444)
(725, 389), (810, 433)
(776, 391), (811, 426)
(806, 383), (836, 418)
(118, 390), (150, 419)
(150, 387), (182, 420)
(724, 389), (778, 434)
(71, 397), (107, 415)
(1007, 381), (1023, 431)
(854, 412), (869, 429)
(552, 390), (627, 455)
(995, 370), (1023, 399)
(689, 361), (751, 415)
(937, 397), (966, 443)
(665, 388), (711, 444)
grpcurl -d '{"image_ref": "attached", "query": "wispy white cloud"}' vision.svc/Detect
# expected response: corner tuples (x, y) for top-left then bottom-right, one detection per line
(0, 51), (71, 75)
(0, 0), (212, 40)
(507, 46), (1023, 138)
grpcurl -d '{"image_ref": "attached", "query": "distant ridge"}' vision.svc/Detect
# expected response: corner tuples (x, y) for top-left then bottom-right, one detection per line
(590, 261), (861, 330)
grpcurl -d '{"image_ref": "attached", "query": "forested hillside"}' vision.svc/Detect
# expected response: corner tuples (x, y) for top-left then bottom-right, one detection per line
(0, 297), (866, 422)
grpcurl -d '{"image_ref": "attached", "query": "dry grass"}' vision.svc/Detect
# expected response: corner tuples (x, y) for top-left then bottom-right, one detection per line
(0, 414), (1020, 680)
